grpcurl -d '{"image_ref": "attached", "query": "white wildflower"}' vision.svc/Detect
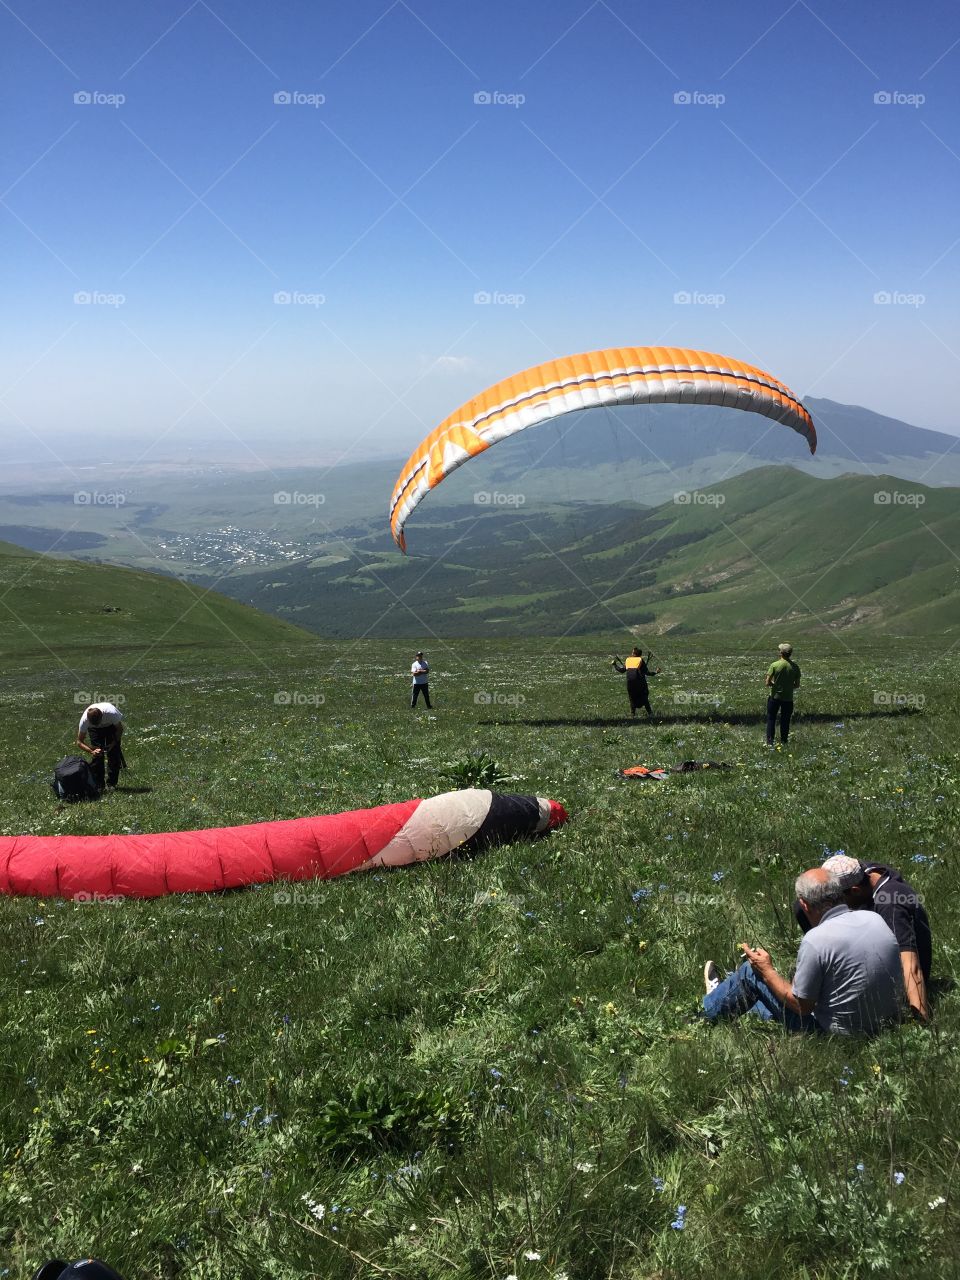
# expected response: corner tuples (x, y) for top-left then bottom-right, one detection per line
(929, 1196), (946, 1210)
(524, 1251), (541, 1261)
(300, 1194), (325, 1221)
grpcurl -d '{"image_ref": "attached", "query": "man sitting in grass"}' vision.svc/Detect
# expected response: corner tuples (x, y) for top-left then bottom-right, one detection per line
(702, 867), (903, 1034)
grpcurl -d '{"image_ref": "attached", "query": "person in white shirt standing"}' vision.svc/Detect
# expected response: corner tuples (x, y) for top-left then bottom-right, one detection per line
(76, 701), (125, 790)
(410, 651), (432, 710)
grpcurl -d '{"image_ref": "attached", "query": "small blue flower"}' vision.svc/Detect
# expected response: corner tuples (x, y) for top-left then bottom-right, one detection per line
(912, 854), (928, 864)
(652, 1176), (665, 1192)
(670, 1204), (687, 1230)
(894, 1171), (905, 1185)
(711, 871), (724, 883)
(632, 888), (652, 902)
(490, 1068), (503, 1080)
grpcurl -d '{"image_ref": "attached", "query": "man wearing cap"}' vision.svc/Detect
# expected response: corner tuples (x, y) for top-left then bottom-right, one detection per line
(800, 854), (931, 1021)
(75, 701), (125, 790)
(765, 643), (801, 747)
(410, 651), (432, 710)
(701, 867), (903, 1034)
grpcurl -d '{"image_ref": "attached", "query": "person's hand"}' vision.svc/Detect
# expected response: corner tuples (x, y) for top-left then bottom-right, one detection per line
(92, 747), (103, 756)
(740, 942), (772, 974)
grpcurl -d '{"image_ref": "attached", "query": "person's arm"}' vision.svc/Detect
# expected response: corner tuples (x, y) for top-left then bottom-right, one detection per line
(900, 950), (930, 1021)
(881, 901), (928, 1020)
(611, 657), (625, 673)
(75, 729), (101, 758)
(793, 664), (801, 690)
(764, 666), (774, 687)
(740, 943), (816, 1016)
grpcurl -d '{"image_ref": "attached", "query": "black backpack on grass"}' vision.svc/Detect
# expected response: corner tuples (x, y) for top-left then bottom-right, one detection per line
(51, 755), (101, 803)
(33, 1261), (128, 1280)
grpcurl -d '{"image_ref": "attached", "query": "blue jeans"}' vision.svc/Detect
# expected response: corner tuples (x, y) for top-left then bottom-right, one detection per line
(702, 961), (818, 1032)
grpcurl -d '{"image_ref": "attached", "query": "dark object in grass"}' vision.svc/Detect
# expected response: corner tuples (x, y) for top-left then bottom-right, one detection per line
(51, 755), (101, 803)
(32, 1262), (127, 1280)
(619, 760), (734, 779)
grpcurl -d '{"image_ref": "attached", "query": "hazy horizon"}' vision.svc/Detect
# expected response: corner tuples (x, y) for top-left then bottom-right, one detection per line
(3, 0), (958, 478)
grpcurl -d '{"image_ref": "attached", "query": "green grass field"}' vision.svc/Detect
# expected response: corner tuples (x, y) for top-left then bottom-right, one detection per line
(2, 635), (958, 1279)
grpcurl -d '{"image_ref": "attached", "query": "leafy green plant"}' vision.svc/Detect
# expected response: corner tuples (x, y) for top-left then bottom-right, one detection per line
(438, 750), (512, 789)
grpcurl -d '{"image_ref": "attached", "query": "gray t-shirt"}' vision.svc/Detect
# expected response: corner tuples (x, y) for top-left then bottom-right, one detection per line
(792, 904), (902, 1034)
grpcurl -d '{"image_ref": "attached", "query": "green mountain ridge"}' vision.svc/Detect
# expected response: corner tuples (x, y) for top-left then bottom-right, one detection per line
(0, 540), (313, 661)
(223, 469), (960, 639)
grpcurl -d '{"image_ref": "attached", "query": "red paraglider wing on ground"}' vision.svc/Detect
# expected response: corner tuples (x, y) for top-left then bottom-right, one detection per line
(0, 800), (421, 899)
(0, 790), (567, 899)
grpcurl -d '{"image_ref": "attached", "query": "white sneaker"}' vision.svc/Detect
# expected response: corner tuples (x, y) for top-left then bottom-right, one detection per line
(703, 960), (721, 994)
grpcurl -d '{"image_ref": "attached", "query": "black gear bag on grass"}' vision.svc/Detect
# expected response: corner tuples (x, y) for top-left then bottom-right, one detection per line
(33, 1261), (128, 1280)
(51, 755), (102, 803)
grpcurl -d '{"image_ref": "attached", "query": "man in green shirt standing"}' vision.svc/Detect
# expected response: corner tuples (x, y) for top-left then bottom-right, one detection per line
(765, 643), (801, 746)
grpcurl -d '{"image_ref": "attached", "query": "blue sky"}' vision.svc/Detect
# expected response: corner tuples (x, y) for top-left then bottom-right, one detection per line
(2, 0), (958, 467)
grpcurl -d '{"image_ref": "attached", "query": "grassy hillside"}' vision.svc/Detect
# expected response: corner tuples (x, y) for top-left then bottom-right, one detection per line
(1, 638), (958, 1278)
(225, 469), (959, 639)
(0, 540), (313, 661)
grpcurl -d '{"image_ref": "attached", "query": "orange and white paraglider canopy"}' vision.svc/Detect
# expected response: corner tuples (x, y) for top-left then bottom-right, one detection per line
(389, 345), (816, 550)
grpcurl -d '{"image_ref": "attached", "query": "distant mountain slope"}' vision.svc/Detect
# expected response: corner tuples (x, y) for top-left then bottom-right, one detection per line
(0, 397), (955, 579)
(430, 397), (960, 509)
(0, 540), (313, 660)
(222, 470), (959, 639)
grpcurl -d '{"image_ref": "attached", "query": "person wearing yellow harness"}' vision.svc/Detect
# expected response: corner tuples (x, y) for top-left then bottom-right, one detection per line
(612, 647), (659, 717)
